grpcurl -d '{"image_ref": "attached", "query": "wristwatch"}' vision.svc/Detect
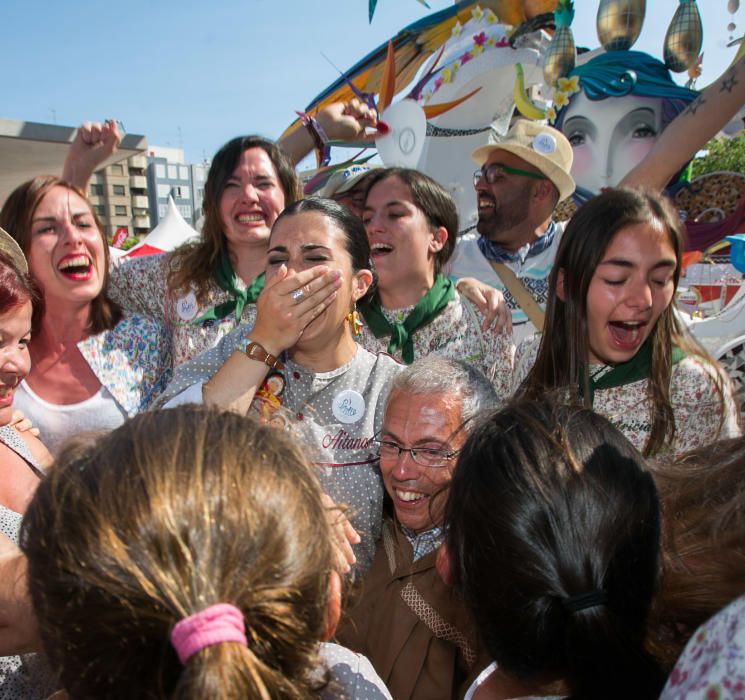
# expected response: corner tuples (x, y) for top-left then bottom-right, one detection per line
(244, 341), (284, 371)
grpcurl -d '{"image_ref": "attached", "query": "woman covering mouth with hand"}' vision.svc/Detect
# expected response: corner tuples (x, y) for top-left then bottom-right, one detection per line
(514, 188), (740, 458)
(0, 177), (172, 454)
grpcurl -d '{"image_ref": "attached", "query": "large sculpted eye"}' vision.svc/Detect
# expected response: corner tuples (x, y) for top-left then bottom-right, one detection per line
(632, 125), (657, 139)
(567, 130), (587, 147)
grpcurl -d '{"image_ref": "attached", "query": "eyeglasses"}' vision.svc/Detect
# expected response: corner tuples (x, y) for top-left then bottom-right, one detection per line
(373, 438), (460, 468)
(473, 163), (547, 188)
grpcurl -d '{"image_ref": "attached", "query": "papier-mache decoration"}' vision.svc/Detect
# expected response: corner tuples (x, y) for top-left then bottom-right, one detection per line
(543, 0), (576, 88)
(664, 0), (704, 73)
(596, 0), (646, 51)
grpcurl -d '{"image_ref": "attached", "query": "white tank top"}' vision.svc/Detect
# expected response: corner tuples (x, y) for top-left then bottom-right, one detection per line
(14, 380), (128, 456)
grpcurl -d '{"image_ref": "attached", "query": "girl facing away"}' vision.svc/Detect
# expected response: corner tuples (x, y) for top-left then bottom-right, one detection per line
(514, 188), (741, 458)
(21, 405), (392, 700)
(442, 399), (666, 700)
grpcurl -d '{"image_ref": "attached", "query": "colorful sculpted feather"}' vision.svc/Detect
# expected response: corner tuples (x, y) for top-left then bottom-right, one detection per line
(281, 1), (536, 140)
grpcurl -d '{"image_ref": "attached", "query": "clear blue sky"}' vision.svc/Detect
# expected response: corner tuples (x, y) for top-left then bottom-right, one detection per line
(2, 1), (740, 164)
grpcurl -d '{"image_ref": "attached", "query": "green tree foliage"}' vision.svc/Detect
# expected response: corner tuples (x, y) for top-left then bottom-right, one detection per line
(691, 131), (745, 178)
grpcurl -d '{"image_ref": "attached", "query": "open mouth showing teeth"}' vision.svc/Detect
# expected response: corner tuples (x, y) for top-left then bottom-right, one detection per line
(608, 320), (645, 347)
(371, 243), (393, 256)
(236, 214), (264, 224)
(477, 196), (495, 209)
(58, 256), (92, 275)
(395, 489), (427, 503)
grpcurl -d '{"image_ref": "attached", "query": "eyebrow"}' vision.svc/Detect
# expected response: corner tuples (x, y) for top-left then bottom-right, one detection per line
(31, 211), (92, 224)
(380, 428), (449, 446)
(266, 244), (332, 254)
(363, 199), (407, 213)
(598, 258), (677, 270)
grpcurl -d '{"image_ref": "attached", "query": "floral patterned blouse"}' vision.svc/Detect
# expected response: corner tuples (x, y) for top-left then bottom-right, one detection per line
(109, 253), (257, 367)
(358, 294), (513, 400)
(661, 595), (745, 699)
(78, 313), (173, 415)
(513, 335), (742, 457)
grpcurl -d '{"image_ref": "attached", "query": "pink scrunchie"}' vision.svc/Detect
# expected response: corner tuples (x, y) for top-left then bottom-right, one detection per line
(170, 603), (247, 665)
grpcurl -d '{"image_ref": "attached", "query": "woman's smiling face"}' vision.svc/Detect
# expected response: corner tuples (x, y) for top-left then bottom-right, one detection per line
(584, 220), (677, 365)
(26, 186), (106, 307)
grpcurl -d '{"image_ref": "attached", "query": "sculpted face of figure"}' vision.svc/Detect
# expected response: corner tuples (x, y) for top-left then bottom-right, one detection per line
(561, 92), (663, 192)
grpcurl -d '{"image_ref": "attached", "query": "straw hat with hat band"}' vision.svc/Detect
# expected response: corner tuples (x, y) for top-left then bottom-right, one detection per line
(0, 227), (28, 274)
(471, 120), (576, 203)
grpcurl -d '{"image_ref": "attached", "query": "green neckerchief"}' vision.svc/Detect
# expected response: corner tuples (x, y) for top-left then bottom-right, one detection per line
(359, 274), (456, 364)
(193, 253), (265, 325)
(586, 340), (686, 405)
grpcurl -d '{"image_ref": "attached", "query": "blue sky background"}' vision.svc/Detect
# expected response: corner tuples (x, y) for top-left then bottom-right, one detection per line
(2, 1), (740, 163)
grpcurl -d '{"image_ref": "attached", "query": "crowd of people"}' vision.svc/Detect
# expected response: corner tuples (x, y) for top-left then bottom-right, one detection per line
(0, 51), (744, 699)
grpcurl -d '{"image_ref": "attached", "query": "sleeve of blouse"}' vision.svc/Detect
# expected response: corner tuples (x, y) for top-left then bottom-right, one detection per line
(109, 254), (170, 320)
(154, 322), (253, 407)
(671, 357), (743, 456)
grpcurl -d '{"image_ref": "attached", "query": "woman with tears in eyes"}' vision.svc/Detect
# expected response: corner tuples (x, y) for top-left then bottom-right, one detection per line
(156, 198), (403, 574)
(513, 188), (740, 458)
(0, 177), (172, 455)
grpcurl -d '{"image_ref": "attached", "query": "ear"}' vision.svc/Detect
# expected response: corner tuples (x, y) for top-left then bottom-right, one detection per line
(351, 268), (374, 302)
(555, 268), (566, 302)
(323, 570), (343, 640)
(428, 225), (448, 255)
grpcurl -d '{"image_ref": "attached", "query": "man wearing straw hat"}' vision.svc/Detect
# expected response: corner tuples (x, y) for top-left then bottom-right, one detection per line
(449, 119), (575, 343)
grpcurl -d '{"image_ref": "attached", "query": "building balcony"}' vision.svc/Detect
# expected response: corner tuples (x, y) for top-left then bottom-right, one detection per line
(129, 175), (147, 189)
(131, 195), (150, 209)
(129, 155), (147, 170)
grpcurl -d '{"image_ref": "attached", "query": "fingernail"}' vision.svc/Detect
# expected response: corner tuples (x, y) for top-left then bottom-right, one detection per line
(376, 121), (391, 135)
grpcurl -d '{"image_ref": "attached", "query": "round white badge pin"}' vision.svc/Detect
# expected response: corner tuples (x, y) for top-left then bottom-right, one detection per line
(332, 390), (366, 424)
(533, 133), (557, 155)
(176, 291), (198, 322)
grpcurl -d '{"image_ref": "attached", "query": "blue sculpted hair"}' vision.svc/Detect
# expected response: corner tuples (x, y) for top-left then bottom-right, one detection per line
(554, 51), (699, 133)
(554, 51), (700, 198)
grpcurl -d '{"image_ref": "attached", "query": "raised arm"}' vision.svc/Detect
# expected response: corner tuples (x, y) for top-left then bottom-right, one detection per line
(277, 98), (379, 166)
(62, 120), (122, 191)
(620, 53), (745, 192)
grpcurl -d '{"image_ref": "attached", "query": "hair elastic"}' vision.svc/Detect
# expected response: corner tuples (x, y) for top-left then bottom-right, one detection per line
(170, 603), (247, 664)
(562, 590), (608, 613)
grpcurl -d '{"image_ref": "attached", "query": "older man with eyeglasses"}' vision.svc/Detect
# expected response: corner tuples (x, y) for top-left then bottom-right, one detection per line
(449, 119), (575, 344)
(337, 356), (498, 700)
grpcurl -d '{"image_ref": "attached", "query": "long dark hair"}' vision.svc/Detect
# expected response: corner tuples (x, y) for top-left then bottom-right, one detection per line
(168, 136), (301, 302)
(517, 187), (715, 456)
(444, 398), (665, 700)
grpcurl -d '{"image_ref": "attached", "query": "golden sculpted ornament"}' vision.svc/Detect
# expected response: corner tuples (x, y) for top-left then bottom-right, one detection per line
(596, 0), (646, 51)
(544, 0), (576, 88)
(664, 0), (703, 72)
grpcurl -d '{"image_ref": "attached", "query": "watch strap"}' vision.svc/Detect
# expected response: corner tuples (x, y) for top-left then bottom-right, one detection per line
(244, 341), (285, 371)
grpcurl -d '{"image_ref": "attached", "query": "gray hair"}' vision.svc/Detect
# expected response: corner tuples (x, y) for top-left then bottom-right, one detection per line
(388, 356), (499, 429)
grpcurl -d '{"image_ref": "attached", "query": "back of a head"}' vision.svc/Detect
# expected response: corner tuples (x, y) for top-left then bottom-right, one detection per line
(649, 437), (745, 668)
(22, 405), (334, 700)
(444, 398), (665, 700)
